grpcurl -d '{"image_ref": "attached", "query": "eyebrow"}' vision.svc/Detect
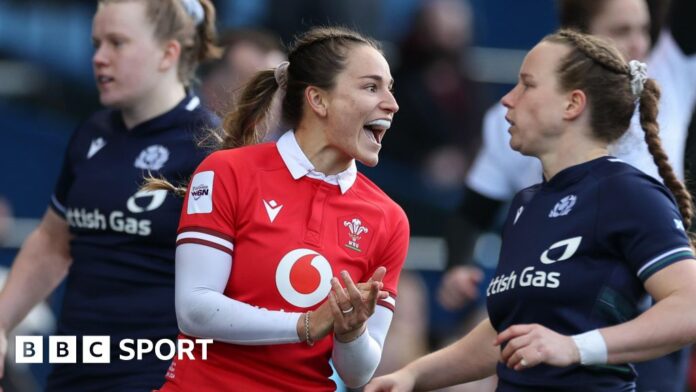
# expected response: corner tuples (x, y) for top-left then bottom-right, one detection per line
(359, 75), (395, 87)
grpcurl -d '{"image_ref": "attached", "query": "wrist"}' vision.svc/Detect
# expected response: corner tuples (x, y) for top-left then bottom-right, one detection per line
(304, 312), (314, 346)
(310, 305), (333, 341)
(335, 323), (366, 343)
(571, 329), (607, 365)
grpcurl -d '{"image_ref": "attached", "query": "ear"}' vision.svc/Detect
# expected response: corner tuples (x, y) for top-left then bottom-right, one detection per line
(563, 89), (586, 121)
(305, 86), (328, 117)
(159, 39), (182, 72)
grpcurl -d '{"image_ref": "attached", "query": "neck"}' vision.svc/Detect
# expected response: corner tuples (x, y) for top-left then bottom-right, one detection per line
(539, 127), (608, 180)
(121, 77), (186, 129)
(294, 121), (353, 175)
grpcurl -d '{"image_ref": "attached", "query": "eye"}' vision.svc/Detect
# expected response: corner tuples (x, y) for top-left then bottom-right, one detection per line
(366, 84), (377, 93)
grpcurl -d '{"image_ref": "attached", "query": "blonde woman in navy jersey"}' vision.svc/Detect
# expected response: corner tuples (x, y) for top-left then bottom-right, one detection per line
(367, 29), (696, 392)
(0, 0), (219, 390)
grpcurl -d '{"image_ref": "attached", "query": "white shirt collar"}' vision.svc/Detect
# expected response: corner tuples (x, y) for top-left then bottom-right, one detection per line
(276, 130), (357, 194)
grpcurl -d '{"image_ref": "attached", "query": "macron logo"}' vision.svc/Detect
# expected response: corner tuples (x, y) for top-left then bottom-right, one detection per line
(263, 200), (283, 223)
(87, 137), (106, 159)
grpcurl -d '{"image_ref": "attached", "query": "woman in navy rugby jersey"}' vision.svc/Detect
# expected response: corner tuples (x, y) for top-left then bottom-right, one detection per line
(0, 0), (219, 390)
(367, 29), (696, 392)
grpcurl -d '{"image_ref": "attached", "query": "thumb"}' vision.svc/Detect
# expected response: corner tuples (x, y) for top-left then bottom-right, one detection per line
(369, 266), (387, 284)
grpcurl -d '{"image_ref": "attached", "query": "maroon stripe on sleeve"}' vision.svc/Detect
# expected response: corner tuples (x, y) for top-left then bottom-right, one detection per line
(178, 226), (234, 242)
(176, 238), (233, 255)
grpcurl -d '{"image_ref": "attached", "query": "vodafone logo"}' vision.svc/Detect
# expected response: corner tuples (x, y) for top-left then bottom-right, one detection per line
(275, 249), (333, 308)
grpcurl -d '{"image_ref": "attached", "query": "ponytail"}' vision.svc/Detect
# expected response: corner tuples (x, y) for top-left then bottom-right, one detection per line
(638, 79), (695, 237)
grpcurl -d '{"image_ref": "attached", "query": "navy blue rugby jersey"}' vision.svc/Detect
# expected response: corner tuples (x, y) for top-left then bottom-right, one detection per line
(47, 95), (217, 383)
(487, 156), (694, 392)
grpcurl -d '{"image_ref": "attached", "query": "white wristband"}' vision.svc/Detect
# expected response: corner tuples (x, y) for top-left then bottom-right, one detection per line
(571, 329), (608, 365)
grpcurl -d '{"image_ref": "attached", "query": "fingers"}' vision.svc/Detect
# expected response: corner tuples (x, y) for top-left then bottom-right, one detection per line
(331, 276), (352, 312)
(437, 266), (484, 310)
(341, 271), (364, 305)
(495, 324), (570, 371)
(500, 334), (532, 364)
(327, 289), (344, 317)
(494, 324), (533, 347)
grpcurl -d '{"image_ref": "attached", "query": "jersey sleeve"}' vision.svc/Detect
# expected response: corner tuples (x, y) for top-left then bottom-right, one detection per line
(597, 173), (695, 282)
(374, 206), (410, 311)
(176, 151), (238, 255)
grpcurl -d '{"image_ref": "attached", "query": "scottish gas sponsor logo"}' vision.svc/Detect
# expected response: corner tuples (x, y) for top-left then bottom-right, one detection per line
(487, 237), (582, 296)
(66, 190), (167, 236)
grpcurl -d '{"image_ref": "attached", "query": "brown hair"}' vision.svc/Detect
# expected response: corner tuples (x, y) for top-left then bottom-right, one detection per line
(544, 29), (693, 231)
(219, 26), (381, 149)
(143, 26), (381, 195)
(98, 0), (221, 86)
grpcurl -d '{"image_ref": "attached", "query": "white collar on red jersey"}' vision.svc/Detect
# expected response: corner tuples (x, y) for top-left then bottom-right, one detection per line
(276, 130), (357, 194)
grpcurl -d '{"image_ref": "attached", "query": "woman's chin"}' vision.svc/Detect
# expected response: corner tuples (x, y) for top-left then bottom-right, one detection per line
(357, 154), (379, 168)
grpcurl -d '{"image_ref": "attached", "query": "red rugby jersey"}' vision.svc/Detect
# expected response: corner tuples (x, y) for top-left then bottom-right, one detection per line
(160, 132), (409, 391)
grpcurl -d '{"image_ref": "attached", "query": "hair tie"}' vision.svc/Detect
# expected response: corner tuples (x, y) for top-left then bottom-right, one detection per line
(628, 60), (647, 98)
(274, 61), (290, 90)
(180, 0), (205, 25)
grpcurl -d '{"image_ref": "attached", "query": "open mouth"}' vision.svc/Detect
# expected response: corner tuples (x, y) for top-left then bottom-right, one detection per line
(96, 75), (115, 86)
(363, 119), (391, 145)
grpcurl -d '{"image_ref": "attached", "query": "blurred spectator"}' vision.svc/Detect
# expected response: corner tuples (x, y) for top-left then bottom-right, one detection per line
(199, 29), (286, 141)
(199, 29), (285, 116)
(371, 2), (490, 391)
(382, 0), (484, 203)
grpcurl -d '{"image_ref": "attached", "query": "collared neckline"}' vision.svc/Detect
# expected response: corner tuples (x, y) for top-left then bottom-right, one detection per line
(112, 94), (202, 134)
(542, 155), (612, 191)
(276, 130), (357, 194)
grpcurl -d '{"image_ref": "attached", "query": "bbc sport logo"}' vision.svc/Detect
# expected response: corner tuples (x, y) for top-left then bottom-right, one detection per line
(15, 336), (212, 364)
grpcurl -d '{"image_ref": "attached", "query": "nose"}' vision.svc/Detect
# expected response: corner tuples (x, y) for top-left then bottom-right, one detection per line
(381, 91), (399, 114)
(501, 86), (516, 109)
(93, 45), (108, 68)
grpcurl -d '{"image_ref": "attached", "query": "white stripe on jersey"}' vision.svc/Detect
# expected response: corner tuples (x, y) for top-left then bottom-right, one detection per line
(177, 230), (234, 252)
(382, 296), (396, 307)
(185, 96), (201, 111)
(637, 246), (693, 277)
(51, 194), (67, 215)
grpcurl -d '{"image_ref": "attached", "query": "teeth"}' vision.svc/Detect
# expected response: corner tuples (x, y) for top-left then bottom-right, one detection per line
(364, 119), (391, 130)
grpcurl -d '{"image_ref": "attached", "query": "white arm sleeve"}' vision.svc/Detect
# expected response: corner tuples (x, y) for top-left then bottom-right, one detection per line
(175, 243), (302, 345)
(331, 305), (393, 388)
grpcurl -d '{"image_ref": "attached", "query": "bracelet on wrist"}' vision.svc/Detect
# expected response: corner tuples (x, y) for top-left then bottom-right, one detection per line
(304, 311), (314, 346)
